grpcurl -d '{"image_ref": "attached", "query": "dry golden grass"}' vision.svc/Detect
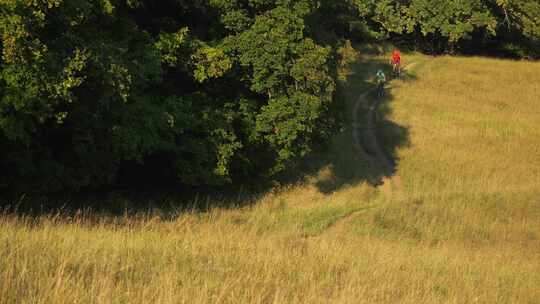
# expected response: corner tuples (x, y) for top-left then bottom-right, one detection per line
(1, 55), (539, 303)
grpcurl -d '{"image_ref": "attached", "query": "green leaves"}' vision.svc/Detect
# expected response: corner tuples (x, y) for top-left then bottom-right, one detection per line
(228, 2), (335, 173)
(154, 27), (190, 67)
(192, 46), (232, 83)
(49, 48), (89, 103)
(0, 0), (339, 193)
(408, 0), (496, 42)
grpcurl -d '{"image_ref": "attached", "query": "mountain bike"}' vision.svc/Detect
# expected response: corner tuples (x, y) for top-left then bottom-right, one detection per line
(392, 62), (401, 78)
(377, 81), (385, 98)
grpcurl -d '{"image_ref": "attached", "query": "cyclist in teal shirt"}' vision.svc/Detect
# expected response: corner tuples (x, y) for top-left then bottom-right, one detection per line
(376, 69), (386, 98)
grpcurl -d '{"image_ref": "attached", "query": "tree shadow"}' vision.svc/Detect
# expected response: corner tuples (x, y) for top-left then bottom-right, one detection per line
(0, 177), (280, 219)
(315, 53), (416, 194)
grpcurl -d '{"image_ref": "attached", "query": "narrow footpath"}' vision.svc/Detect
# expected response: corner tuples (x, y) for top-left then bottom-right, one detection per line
(351, 63), (417, 200)
(315, 63), (417, 238)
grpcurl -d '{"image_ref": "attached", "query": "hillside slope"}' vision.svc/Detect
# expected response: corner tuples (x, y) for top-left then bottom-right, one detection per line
(1, 55), (539, 304)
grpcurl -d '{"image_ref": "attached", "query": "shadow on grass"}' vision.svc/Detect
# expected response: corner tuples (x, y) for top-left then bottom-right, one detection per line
(314, 51), (416, 194)
(0, 181), (275, 219)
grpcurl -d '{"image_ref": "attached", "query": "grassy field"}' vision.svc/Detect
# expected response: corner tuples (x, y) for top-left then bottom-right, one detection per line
(1, 53), (540, 303)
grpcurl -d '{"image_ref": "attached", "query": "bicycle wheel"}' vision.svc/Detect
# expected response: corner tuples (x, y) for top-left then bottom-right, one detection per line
(377, 83), (384, 98)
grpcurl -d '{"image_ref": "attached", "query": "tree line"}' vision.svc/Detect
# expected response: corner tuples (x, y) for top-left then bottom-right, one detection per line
(0, 0), (538, 194)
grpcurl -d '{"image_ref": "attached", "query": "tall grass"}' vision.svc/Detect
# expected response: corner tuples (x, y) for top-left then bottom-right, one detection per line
(1, 55), (539, 303)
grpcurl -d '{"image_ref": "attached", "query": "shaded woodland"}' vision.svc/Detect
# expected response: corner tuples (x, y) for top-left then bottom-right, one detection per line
(0, 0), (538, 195)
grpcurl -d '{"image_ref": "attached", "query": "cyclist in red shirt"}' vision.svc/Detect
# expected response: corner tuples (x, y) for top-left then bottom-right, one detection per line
(391, 49), (402, 77)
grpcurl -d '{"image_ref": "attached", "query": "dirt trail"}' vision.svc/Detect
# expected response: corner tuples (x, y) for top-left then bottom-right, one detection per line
(317, 210), (365, 238)
(315, 63), (417, 238)
(352, 63), (417, 200)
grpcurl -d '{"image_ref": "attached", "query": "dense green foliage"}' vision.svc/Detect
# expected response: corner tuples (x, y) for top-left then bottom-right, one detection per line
(0, 0), (337, 193)
(319, 0), (540, 56)
(0, 0), (538, 194)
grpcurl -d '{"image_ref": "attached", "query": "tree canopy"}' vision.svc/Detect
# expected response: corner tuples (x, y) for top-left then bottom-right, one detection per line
(0, 0), (538, 194)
